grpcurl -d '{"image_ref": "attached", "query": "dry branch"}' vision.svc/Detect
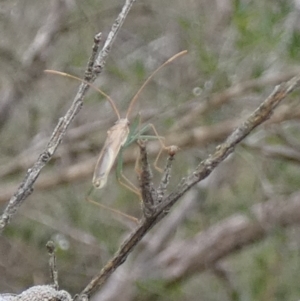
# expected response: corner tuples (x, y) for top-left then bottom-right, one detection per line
(78, 75), (300, 299)
(94, 192), (300, 301)
(0, 0), (137, 232)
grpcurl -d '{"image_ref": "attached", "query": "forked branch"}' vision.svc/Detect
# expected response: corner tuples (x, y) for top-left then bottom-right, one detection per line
(78, 75), (300, 299)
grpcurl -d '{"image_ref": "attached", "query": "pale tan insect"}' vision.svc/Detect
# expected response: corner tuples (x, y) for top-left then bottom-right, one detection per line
(45, 50), (187, 193)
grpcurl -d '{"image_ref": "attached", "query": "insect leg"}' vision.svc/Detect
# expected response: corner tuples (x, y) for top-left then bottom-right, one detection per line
(116, 147), (142, 199)
(141, 123), (176, 173)
(85, 196), (139, 224)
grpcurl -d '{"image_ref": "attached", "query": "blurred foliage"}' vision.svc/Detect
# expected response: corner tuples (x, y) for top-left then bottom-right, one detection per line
(1, 0), (300, 300)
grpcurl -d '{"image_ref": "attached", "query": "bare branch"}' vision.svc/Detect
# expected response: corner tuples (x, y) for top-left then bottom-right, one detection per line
(84, 32), (102, 81)
(94, 191), (300, 300)
(0, 0), (136, 233)
(159, 76), (300, 215)
(78, 74), (300, 299)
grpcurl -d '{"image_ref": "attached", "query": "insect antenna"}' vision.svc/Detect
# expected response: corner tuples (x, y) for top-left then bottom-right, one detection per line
(125, 50), (187, 119)
(44, 70), (121, 120)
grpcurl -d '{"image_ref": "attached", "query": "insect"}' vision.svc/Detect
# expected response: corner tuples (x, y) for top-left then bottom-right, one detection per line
(45, 50), (187, 196)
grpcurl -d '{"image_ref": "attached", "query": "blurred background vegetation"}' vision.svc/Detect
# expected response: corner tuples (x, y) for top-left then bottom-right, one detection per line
(1, 0), (300, 300)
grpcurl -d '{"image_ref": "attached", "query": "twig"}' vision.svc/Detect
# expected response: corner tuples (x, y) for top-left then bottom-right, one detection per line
(95, 187), (300, 300)
(0, 0), (136, 233)
(84, 32), (102, 81)
(46, 241), (59, 290)
(78, 75), (300, 299)
(137, 140), (157, 218)
(156, 146), (178, 203)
